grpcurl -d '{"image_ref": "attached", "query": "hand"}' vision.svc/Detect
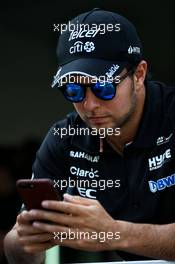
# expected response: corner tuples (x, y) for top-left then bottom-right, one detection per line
(16, 210), (55, 254)
(28, 194), (121, 252)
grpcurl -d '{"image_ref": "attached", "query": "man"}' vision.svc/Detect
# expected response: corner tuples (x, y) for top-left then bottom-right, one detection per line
(4, 8), (175, 264)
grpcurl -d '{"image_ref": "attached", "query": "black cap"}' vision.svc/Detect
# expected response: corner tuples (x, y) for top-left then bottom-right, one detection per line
(52, 8), (143, 87)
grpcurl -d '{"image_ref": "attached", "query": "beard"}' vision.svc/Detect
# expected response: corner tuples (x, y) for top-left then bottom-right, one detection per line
(112, 81), (137, 129)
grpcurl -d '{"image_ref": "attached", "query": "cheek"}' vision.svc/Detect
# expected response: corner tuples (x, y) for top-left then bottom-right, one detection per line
(112, 82), (133, 109)
(104, 93), (127, 113)
(73, 103), (84, 115)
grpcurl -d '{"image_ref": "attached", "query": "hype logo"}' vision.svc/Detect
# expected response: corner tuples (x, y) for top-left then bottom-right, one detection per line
(148, 149), (171, 171)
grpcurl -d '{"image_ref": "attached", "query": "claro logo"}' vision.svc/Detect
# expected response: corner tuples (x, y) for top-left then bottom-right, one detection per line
(70, 166), (99, 178)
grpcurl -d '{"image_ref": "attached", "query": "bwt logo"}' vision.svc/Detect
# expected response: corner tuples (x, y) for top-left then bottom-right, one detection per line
(69, 41), (95, 54)
(148, 173), (175, 193)
(148, 149), (171, 171)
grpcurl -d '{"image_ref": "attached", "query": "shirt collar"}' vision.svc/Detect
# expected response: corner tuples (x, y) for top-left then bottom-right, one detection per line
(130, 81), (163, 148)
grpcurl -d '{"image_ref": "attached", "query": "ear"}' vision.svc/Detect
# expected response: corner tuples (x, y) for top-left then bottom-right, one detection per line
(133, 60), (147, 87)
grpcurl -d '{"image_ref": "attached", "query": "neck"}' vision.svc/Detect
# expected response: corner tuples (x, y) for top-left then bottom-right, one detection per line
(107, 85), (146, 154)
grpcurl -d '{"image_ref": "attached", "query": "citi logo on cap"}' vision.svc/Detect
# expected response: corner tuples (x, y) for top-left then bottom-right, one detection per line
(128, 46), (140, 54)
(69, 41), (95, 54)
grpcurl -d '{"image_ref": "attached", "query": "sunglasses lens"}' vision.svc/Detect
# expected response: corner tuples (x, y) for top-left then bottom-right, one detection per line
(62, 82), (116, 102)
(93, 82), (116, 100)
(63, 84), (84, 102)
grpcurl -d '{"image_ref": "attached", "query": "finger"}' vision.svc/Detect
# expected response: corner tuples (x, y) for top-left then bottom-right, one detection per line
(50, 236), (97, 251)
(32, 221), (71, 234)
(23, 241), (55, 254)
(41, 200), (87, 215)
(19, 233), (53, 245)
(17, 211), (31, 225)
(17, 210), (43, 224)
(17, 224), (47, 236)
(18, 210), (55, 223)
(63, 194), (96, 205)
(28, 209), (67, 223)
(51, 237), (79, 247)
(28, 209), (85, 228)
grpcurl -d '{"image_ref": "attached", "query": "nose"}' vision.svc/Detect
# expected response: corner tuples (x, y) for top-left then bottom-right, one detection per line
(82, 87), (101, 112)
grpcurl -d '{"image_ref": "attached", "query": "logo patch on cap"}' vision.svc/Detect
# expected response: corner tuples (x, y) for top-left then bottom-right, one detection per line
(69, 41), (95, 54)
(69, 27), (101, 41)
(105, 64), (119, 78)
(51, 67), (62, 88)
(84, 42), (95, 52)
(128, 46), (140, 54)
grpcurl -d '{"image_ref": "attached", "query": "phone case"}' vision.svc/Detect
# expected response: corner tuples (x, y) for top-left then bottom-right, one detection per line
(16, 179), (61, 210)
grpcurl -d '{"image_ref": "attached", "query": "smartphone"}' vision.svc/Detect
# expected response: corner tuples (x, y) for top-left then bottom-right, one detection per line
(16, 178), (61, 210)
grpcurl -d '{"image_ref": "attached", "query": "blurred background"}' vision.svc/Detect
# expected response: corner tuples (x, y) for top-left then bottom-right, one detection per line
(0, 0), (174, 263)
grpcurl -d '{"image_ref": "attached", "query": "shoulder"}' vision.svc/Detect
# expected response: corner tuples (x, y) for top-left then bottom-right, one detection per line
(38, 111), (83, 153)
(147, 80), (175, 115)
(32, 111), (86, 181)
(147, 80), (175, 102)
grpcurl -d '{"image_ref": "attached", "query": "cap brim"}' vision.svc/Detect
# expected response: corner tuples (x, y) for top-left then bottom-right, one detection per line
(51, 58), (128, 88)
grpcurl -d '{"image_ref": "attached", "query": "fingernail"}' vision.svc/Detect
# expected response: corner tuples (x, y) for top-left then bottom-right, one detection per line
(33, 222), (39, 227)
(63, 193), (72, 200)
(42, 201), (49, 207)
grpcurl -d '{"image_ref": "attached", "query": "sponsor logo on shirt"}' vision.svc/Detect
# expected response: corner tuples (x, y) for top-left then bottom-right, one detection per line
(70, 151), (100, 163)
(148, 149), (171, 171)
(156, 133), (173, 146)
(148, 173), (175, 193)
(70, 166), (99, 198)
(70, 166), (99, 178)
(77, 187), (96, 199)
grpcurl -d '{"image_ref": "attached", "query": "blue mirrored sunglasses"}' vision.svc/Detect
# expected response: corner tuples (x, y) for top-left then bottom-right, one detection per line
(59, 69), (134, 103)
